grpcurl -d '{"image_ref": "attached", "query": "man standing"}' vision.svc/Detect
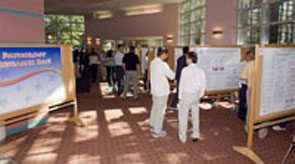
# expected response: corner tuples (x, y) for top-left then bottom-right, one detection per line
(170, 46), (189, 109)
(115, 44), (125, 94)
(121, 46), (140, 100)
(150, 48), (175, 138)
(241, 48), (268, 139)
(178, 52), (206, 143)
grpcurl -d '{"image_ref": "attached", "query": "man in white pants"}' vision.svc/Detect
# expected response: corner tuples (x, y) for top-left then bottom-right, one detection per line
(178, 52), (206, 143)
(150, 48), (175, 138)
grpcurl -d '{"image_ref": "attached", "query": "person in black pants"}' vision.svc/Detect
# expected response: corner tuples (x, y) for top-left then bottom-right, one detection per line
(238, 83), (248, 120)
(89, 49), (99, 83)
(170, 46), (189, 109)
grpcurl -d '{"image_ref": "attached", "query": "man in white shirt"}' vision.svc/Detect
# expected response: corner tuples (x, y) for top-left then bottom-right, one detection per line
(150, 48), (175, 138)
(178, 52), (206, 143)
(114, 44), (125, 94)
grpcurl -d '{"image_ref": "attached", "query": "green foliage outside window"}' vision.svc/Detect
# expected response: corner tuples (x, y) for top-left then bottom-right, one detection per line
(45, 15), (85, 47)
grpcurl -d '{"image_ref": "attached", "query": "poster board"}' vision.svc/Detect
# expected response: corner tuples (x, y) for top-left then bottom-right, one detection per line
(0, 44), (81, 126)
(252, 45), (295, 123)
(233, 45), (295, 164)
(190, 45), (242, 93)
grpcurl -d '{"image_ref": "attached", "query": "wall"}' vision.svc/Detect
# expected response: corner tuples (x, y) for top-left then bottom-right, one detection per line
(0, 0), (45, 43)
(205, 0), (238, 45)
(85, 3), (179, 48)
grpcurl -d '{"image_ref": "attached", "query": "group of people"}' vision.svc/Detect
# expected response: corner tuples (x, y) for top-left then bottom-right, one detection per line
(149, 47), (206, 143)
(73, 44), (288, 143)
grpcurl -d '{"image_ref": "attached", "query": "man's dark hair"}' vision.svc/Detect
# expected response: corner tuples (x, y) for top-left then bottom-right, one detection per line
(246, 47), (255, 59)
(183, 46), (189, 54)
(106, 50), (113, 58)
(129, 46), (135, 52)
(117, 44), (123, 49)
(157, 47), (169, 57)
(188, 52), (198, 63)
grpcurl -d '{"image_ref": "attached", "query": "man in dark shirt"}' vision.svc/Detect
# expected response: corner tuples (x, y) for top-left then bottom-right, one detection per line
(121, 46), (140, 100)
(170, 46), (189, 109)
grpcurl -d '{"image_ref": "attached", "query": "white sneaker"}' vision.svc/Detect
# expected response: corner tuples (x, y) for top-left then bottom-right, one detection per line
(152, 131), (167, 138)
(272, 125), (287, 131)
(258, 128), (268, 139)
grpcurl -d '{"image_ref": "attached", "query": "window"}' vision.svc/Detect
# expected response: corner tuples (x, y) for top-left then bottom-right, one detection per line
(180, 0), (206, 45)
(45, 15), (85, 47)
(238, 0), (295, 45)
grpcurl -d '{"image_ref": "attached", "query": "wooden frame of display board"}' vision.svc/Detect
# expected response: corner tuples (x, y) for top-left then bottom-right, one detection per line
(0, 44), (84, 131)
(233, 45), (295, 164)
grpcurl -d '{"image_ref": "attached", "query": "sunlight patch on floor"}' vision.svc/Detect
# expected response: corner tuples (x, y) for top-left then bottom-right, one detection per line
(200, 103), (213, 110)
(108, 122), (132, 138)
(128, 107), (148, 114)
(69, 154), (101, 164)
(24, 153), (57, 164)
(165, 152), (189, 164)
(104, 109), (124, 122)
(116, 152), (143, 164)
(74, 125), (98, 143)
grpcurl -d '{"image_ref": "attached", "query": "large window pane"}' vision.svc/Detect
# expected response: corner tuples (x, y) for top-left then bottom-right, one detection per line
(247, 8), (261, 26)
(45, 15), (85, 46)
(181, 1), (190, 13)
(247, 27), (260, 44)
(180, 0), (206, 45)
(270, 1), (294, 22)
(269, 23), (293, 44)
(191, 0), (205, 9)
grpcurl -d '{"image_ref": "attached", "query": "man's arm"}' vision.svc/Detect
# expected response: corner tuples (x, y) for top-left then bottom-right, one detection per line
(164, 63), (175, 80)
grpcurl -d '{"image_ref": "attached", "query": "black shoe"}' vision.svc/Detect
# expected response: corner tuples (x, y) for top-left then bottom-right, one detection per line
(192, 138), (199, 142)
(238, 115), (246, 121)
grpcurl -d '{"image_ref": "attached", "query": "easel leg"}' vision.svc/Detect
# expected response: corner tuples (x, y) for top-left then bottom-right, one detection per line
(282, 136), (295, 164)
(67, 101), (85, 127)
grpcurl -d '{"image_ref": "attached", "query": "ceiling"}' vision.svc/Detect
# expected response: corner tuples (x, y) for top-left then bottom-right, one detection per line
(45, 0), (183, 14)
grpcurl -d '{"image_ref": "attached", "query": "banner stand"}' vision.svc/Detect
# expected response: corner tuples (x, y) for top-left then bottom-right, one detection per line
(0, 44), (85, 135)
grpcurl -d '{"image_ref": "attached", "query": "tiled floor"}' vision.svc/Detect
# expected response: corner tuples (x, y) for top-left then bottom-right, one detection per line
(0, 82), (294, 164)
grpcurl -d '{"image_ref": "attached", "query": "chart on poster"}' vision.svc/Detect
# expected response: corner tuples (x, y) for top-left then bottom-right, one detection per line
(191, 47), (241, 91)
(0, 47), (66, 115)
(259, 48), (295, 116)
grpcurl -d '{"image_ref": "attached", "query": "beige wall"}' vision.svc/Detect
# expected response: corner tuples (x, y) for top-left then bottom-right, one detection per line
(205, 0), (238, 45)
(0, 0), (45, 43)
(85, 3), (179, 48)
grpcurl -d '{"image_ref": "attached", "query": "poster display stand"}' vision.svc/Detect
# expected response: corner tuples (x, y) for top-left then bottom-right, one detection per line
(233, 45), (295, 164)
(0, 44), (84, 133)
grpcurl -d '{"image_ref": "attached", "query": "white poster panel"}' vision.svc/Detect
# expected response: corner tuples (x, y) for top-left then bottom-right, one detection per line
(259, 48), (295, 116)
(191, 47), (241, 92)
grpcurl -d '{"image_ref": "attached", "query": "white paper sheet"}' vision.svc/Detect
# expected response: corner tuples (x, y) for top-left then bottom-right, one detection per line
(259, 48), (295, 116)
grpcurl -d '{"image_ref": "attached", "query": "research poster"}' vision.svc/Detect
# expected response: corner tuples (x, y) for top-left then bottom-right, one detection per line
(191, 47), (241, 91)
(259, 48), (295, 116)
(0, 47), (66, 115)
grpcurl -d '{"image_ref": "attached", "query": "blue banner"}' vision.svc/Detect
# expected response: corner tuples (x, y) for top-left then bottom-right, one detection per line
(0, 47), (66, 115)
